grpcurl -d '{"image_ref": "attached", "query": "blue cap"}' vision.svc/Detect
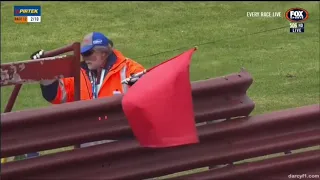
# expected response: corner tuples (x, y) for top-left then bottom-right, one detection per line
(81, 32), (110, 54)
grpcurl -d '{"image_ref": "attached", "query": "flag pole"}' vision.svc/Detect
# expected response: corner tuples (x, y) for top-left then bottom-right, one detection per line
(147, 46), (198, 72)
(122, 47), (198, 85)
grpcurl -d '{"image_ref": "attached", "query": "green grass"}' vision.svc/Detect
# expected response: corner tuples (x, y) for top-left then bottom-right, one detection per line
(1, 1), (319, 178)
(1, 1), (319, 113)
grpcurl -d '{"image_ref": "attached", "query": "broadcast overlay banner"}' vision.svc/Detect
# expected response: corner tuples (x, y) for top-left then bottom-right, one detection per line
(14, 6), (41, 24)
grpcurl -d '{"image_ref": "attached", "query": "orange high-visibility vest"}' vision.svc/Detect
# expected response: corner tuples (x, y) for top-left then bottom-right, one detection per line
(51, 49), (145, 104)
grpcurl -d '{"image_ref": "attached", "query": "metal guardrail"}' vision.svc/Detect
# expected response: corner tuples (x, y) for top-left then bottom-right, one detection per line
(1, 102), (319, 180)
(1, 70), (254, 158)
(172, 148), (320, 180)
(0, 42), (81, 112)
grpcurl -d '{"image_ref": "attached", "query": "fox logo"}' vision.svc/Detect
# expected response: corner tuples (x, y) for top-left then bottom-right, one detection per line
(285, 8), (309, 22)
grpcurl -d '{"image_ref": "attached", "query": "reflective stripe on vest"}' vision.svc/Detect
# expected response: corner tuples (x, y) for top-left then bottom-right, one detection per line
(59, 79), (67, 103)
(120, 65), (128, 93)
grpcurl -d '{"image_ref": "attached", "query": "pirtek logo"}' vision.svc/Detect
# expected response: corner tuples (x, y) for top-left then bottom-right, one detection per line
(16, 9), (39, 14)
(285, 8), (309, 22)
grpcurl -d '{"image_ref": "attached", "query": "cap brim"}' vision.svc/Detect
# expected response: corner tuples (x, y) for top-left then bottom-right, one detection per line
(81, 45), (94, 54)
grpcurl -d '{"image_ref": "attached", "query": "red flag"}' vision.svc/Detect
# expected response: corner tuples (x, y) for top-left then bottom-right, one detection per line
(122, 48), (199, 148)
